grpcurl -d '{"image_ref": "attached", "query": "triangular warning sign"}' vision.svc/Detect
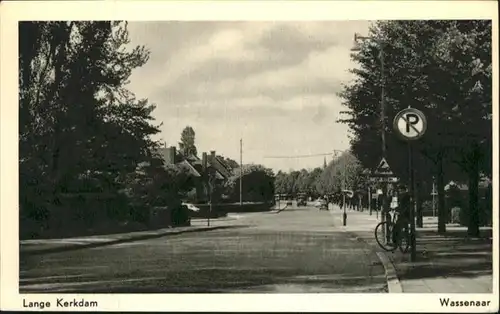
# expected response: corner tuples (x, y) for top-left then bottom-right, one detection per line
(374, 157), (394, 176)
(377, 158), (390, 171)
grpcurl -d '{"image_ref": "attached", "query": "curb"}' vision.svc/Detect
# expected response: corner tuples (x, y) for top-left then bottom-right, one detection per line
(348, 232), (403, 294)
(271, 205), (288, 213)
(376, 251), (403, 293)
(20, 225), (228, 256)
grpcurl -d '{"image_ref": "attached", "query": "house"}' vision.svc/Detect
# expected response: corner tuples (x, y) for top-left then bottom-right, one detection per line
(443, 177), (492, 210)
(444, 176), (492, 192)
(157, 146), (232, 203)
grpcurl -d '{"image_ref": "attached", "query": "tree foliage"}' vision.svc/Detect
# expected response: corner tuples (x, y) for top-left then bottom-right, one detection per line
(338, 20), (492, 235)
(273, 152), (368, 199)
(19, 21), (161, 221)
(179, 126), (198, 157)
(126, 162), (194, 208)
(225, 164), (275, 202)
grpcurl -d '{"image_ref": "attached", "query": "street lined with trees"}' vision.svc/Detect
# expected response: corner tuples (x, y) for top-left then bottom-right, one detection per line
(16, 18), (493, 298)
(18, 20), (492, 240)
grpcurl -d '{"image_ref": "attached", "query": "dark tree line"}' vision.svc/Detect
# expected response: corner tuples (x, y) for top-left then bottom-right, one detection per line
(19, 21), (166, 236)
(225, 164), (275, 203)
(274, 151), (369, 200)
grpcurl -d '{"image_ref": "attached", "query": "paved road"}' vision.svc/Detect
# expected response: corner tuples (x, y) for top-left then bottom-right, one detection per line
(20, 205), (387, 293)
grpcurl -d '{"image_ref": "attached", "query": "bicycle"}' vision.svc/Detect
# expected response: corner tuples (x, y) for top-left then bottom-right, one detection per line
(374, 209), (411, 253)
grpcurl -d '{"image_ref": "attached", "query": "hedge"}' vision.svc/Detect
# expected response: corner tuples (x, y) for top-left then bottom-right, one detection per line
(189, 202), (273, 218)
(20, 193), (191, 239)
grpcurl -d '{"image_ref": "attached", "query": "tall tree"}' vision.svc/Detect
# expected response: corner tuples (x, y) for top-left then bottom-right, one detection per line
(226, 164), (275, 202)
(339, 20), (491, 235)
(296, 169), (310, 193)
(307, 167), (324, 196)
(19, 21), (161, 221)
(319, 151), (365, 195)
(179, 126), (198, 157)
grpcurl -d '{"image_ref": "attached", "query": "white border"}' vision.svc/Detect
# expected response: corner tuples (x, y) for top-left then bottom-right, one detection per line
(1, 1), (498, 312)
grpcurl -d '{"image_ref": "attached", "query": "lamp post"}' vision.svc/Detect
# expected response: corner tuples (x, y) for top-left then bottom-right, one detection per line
(351, 33), (390, 240)
(334, 149), (347, 226)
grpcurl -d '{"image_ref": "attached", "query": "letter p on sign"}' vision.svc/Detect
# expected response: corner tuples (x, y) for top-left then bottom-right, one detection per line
(393, 108), (427, 141)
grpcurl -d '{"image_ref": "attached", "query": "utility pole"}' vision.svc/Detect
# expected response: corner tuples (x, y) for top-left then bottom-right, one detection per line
(333, 149), (348, 226)
(240, 138), (243, 206)
(379, 44), (391, 245)
(342, 159), (347, 225)
(352, 33), (388, 241)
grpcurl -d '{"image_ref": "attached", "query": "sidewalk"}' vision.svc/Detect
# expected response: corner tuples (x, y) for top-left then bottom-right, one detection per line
(20, 224), (229, 256)
(393, 226), (492, 293)
(329, 206), (493, 293)
(328, 205), (381, 232)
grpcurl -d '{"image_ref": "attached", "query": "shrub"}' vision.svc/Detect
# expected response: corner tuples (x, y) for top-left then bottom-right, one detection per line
(480, 204), (492, 226)
(450, 205), (491, 227)
(421, 200), (434, 216)
(459, 206), (469, 226)
(172, 205), (191, 226)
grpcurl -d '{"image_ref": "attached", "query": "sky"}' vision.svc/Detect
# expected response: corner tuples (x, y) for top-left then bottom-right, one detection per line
(126, 21), (372, 172)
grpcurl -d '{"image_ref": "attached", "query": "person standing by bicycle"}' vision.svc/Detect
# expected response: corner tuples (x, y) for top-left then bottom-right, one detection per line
(392, 184), (411, 243)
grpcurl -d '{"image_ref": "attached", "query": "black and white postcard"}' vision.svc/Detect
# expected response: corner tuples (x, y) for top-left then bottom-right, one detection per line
(1, 0), (498, 312)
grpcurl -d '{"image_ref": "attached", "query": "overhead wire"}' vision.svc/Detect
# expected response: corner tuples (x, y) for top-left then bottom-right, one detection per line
(263, 152), (337, 159)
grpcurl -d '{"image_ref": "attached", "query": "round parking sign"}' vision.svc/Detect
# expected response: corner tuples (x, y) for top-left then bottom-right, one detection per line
(393, 108), (427, 141)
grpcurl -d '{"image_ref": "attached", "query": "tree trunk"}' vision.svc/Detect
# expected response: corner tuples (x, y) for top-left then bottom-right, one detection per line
(486, 183), (492, 226)
(416, 179), (423, 228)
(467, 145), (480, 237)
(437, 153), (446, 234)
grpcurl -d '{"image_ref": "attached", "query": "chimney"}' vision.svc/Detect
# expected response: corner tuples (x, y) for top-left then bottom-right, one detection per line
(210, 150), (216, 161)
(165, 146), (176, 164)
(202, 152), (207, 170)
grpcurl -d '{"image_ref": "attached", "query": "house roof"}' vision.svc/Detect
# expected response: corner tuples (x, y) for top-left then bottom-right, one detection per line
(185, 154), (200, 162)
(178, 160), (202, 177)
(151, 148), (232, 181)
(215, 156), (233, 173)
(213, 170), (225, 180)
(209, 156), (232, 179)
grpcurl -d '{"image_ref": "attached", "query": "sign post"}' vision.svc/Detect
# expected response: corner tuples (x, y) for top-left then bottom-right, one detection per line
(431, 177), (437, 217)
(370, 157), (398, 243)
(393, 107), (427, 262)
(368, 186), (372, 215)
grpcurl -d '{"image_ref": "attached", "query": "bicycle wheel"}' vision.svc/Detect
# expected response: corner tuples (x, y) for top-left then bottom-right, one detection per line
(398, 224), (411, 254)
(375, 221), (397, 251)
